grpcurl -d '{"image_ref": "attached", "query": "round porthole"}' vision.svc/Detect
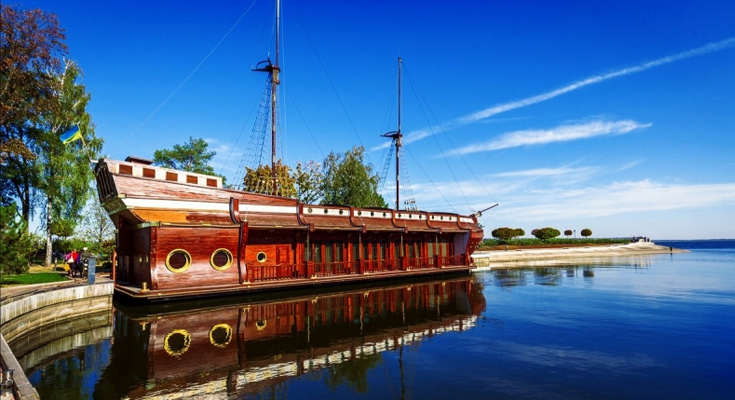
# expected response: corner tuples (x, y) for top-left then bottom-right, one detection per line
(440, 216), (444, 220)
(339, 209), (344, 215)
(324, 209), (329, 214)
(209, 324), (232, 348)
(383, 212), (387, 217)
(370, 211), (375, 216)
(256, 252), (267, 263)
(164, 329), (191, 357)
(166, 249), (191, 273)
(210, 249), (233, 271)
(256, 319), (267, 330)
(398, 213), (402, 218)
(357, 211), (362, 216)
(308, 207), (313, 213)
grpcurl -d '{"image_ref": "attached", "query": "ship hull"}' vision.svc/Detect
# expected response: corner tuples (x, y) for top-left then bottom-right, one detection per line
(95, 158), (484, 302)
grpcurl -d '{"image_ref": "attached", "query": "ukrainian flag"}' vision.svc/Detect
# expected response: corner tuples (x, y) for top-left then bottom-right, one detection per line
(60, 125), (82, 144)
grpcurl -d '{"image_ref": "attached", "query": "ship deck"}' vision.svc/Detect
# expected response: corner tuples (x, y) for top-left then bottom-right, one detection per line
(115, 264), (474, 302)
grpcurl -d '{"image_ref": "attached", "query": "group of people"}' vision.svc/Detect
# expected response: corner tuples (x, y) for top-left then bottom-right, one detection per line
(64, 247), (91, 278)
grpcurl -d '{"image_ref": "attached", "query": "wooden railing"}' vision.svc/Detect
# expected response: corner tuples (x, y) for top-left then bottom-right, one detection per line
(245, 254), (468, 283)
(312, 261), (360, 277)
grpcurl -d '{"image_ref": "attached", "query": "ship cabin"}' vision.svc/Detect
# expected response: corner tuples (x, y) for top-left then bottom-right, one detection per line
(95, 157), (484, 300)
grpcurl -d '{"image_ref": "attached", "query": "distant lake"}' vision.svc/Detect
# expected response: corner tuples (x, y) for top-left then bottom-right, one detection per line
(13, 240), (735, 399)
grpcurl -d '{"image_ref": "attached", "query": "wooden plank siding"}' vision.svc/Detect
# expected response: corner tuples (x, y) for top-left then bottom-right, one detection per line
(95, 158), (483, 301)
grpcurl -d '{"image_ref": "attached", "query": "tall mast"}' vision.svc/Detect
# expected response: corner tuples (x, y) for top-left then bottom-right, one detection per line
(254, 0), (281, 195)
(382, 57), (403, 211)
(270, 0), (281, 195)
(396, 57), (402, 210)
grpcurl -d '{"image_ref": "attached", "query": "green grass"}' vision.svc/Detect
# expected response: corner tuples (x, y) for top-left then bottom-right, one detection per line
(481, 237), (632, 247)
(0, 272), (69, 285)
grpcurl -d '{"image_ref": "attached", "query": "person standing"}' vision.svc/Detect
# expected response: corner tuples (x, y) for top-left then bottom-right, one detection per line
(69, 249), (79, 277)
(64, 250), (73, 275)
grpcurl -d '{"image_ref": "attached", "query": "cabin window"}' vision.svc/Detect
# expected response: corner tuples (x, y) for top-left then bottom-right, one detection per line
(186, 175), (198, 184)
(372, 243), (378, 260)
(210, 249), (233, 271)
(166, 172), (178, 181)
(336, 244), (344, 262)
(381, 242), (388, 260)
(207, 178), (217, 187)
(165, 249), (191, 273)
(209, 324), (232, 348)
(325, 242), (334, 263)
(313, 244), (322, 263)
(119, 164), (133, 175)
(256, 252), (267, 263)
(164, 329), (191, 357)
(143, 168), (156, 178)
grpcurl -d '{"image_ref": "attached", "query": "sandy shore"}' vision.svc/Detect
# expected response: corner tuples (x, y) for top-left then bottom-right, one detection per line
(472, 242), (688, 269)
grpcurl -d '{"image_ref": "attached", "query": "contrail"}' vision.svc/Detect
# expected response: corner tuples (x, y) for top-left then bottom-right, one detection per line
(391, 37), (735, 149)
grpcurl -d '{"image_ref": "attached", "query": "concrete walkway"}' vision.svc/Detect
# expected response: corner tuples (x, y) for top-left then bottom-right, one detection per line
(473, 242), (687, 267)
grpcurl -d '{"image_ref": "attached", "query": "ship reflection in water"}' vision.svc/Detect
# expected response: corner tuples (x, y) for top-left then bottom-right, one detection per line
(103, 277), (485, 399)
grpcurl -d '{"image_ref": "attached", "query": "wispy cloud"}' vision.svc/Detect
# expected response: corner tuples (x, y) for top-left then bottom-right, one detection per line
(454, 119), (651, 155)
(493, 166), (599, 179)
(456, 37), (735, 125)
(618, 160), (644, 171)
(378, 37), (735, 150)
(493, 180), (735, 222)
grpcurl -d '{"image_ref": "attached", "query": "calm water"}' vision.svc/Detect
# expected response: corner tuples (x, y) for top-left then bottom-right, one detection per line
(12, 240), (735, 399)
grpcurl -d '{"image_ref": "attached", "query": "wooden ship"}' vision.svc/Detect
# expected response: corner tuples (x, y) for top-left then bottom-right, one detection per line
(103, 278), (486, 399)
(95, 0), (488, 301)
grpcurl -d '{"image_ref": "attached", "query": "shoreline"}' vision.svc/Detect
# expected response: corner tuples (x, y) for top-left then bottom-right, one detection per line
(472, 242), (687, 269)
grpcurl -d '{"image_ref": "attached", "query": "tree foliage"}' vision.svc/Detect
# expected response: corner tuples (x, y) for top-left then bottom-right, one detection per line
(2, 5), (102, 267)
(581, 228), (593, 238)
(564, 229), (573, 237)
(491, 227), (524, 243)
(1, 4), (66, 218)
(321, 146), (386, 208)
(243, 161), (296, 198)
(294, 160), (323, 204)
(78, 200), (115, 254)
(532, 227), (561, 242)
(0, 204), (34, 274)
(153, 136), (216, 175)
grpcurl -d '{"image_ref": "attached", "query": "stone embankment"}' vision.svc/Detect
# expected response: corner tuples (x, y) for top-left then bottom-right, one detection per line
(472, 241), (687, 268)
(0, 279), (114, 400)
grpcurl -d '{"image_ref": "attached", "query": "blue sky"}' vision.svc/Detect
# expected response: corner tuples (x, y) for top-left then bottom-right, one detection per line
(19, 0), (735, 239)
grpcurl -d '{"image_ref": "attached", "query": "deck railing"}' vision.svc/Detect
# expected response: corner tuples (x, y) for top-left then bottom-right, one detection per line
(312, 261), (360, 277)
(244, 254), (468, 283)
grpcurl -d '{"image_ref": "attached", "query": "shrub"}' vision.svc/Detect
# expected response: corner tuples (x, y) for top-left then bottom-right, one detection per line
(532, 227), (561, 242)
(491, 227), (517, 243)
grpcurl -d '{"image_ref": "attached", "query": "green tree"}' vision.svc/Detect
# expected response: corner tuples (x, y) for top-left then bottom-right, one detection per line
(294, 160), (323, 203)
(153, 136), (217, 175)
(581, 228), (592, 238)
(491, 227), (521, 243)
(0, 204), (34, 274)
(532, 227), (561, 242)
(321, 146), (387, 208)
(78, 199), (115, 255)
(242, 160), (296, 197)
(1, 6), (102, 266)
(39, 61), (102, 266)
(514, 228), (525, 238)
(1, 4), (67, 220)
(564, 229), (573, 237)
